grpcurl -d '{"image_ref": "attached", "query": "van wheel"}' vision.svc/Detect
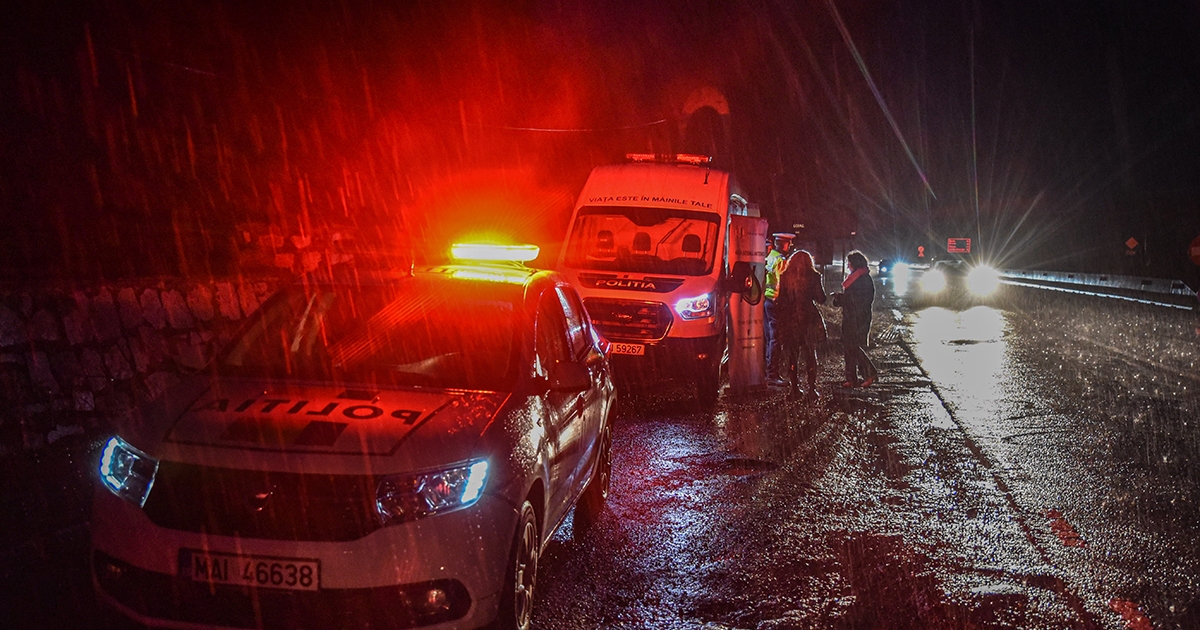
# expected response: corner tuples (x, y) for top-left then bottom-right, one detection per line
(498, 500), (539, 630)
(695, 357), (721, 407)
(574, 422), (612, 533)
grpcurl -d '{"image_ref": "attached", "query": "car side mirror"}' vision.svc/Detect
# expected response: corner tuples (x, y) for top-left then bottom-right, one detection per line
(550, 361), (591, 393)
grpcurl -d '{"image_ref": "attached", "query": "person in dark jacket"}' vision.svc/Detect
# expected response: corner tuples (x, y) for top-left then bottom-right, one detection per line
(775, 250), (827, 398)
(834, 250), (877, 388)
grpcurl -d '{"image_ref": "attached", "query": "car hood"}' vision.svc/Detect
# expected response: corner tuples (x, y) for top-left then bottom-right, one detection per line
(121, 376), (510, 475)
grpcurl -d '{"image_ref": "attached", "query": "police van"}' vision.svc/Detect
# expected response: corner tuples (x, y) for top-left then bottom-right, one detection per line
(557, 154), (767, 404)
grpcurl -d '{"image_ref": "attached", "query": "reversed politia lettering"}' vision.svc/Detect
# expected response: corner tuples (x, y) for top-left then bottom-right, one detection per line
(190, 398), (425, 423)
(391, 409), (422, 425)
(305, 402), (339, 416)
(342, 405), (383, 419)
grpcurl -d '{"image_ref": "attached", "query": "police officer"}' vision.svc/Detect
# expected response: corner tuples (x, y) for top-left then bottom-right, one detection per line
(764, 232), (795, 384)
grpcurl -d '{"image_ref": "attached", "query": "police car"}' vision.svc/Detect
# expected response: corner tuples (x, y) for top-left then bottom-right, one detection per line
(91, 243), (616, 630)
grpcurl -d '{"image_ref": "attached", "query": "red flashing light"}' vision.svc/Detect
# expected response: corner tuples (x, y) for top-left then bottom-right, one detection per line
(450, 243), (540, 263)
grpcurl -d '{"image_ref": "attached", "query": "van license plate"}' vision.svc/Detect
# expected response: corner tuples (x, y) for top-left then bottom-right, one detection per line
(182, 549), (320, 591)
(611, 343), (645, 356)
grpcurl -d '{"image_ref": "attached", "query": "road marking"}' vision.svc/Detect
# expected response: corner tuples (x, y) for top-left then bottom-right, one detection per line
(1109, 598), (1154, 630)
(896, 335), (1102, 628)
(1043, 509), (1086, 547)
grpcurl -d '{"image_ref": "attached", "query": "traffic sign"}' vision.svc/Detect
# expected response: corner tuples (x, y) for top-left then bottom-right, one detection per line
(947, 237), (971, 254)
(1190, 234), (1200, 265)
(1126, 237), (1141, 257)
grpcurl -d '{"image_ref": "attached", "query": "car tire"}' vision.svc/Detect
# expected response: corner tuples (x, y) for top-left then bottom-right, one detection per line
(498, 500), (539, 630)
(574, 422), (612, 532)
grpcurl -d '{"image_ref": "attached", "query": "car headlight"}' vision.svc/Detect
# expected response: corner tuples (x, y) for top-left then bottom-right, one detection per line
(921, 268), (947, 294)
(967, 265), (1001, 296)
(376, 460), (489, 525)
(98, 436), (159, 508)
(674, 293), (714, 320)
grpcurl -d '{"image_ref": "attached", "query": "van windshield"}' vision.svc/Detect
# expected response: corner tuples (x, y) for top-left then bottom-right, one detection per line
(562, 206), (720, 276)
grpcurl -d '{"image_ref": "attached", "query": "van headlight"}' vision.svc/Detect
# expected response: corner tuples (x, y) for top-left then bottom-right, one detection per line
(98, 436), (159, 508)
(376, 460), (489, 525)
(674, 293), (714, 320)
(967, 265), (1001, 296)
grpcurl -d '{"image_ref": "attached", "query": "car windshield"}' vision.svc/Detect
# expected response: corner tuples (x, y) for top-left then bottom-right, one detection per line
(216, 275), (520, 391)
(561, 206), (720, 276)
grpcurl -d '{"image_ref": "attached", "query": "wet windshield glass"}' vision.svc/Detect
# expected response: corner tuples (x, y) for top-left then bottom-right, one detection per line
(218, 276), (519, 391)
(562, 206), (720, 276)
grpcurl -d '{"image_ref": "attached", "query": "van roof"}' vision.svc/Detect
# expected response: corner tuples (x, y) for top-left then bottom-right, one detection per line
(577, 163), (732, 212)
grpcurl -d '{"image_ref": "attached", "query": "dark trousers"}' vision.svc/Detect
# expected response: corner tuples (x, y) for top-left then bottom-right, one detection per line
(764, 298), (780, 377)
(842, 328), (877, 384)
(783, 336), (819, 391)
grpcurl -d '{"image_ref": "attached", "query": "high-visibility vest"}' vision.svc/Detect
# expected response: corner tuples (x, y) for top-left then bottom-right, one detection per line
(765, 250), (785, 300)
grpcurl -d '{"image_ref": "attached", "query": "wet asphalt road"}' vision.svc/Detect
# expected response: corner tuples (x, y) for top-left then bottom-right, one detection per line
(2, 274), (1197, 630)
(533, 277), (1200, 630)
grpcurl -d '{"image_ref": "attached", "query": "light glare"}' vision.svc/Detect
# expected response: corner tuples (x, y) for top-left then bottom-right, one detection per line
(967, 265), (1001, 296)
(451, 243), (539, 262)
(922, 268), (947, 293)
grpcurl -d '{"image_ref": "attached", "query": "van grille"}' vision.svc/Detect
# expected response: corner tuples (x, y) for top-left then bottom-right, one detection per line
(142, 461), (380, 542)
(583, 298), (672, 341)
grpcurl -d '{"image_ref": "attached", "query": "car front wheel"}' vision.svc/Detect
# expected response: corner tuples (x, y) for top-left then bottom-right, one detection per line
(498, 500), (539, 630)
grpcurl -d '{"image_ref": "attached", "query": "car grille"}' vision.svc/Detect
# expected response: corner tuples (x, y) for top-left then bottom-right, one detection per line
(142, 461), (380, 542)
(582, 298), (672, 341)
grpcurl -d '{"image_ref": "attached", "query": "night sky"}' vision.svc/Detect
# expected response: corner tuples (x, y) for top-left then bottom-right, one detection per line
(2, 0), (1198, 283)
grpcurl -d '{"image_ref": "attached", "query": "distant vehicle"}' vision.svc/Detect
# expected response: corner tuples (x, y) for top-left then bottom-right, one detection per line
(878, 258), (898, 276)
(917, 258), (1001, 302)
(557, 153), (765, 404)
(92, 243), (617, 630)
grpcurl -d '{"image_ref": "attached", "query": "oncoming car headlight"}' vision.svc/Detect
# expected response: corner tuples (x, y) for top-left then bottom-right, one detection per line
(921, 268), (947, 294)
(967, 265), (1001, 296)
(98, 436), (159, 508)
(376, 460), (489, 525)
(674, 293), (714, 320)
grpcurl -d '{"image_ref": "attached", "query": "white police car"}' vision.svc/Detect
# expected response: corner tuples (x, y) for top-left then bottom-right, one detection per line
(92, 243), (616, 630)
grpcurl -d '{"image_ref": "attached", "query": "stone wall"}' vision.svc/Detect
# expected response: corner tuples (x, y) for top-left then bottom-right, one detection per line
(0, 276), (285, 455)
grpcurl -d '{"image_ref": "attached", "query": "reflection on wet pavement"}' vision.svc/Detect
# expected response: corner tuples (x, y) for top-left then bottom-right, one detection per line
(536, 280), (1200, 629)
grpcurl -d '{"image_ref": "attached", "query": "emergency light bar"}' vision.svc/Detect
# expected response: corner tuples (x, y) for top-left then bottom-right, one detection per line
(450, 243), (540, 263)
(625, 153), (713, 165)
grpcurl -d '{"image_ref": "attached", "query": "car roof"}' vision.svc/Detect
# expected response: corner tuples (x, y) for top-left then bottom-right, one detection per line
(293, 254), (569, 316)
(354, 263), (567, 308)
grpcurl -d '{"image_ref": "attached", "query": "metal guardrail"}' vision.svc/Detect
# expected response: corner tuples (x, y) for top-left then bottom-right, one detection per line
(1000, 269), (1199, 310)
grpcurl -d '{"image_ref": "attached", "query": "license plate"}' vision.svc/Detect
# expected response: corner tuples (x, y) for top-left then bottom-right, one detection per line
(610, 342), (645, 356)
(182, 549), (320, 591)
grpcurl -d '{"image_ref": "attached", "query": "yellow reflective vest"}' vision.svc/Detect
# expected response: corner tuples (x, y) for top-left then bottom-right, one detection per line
(765, 249), (785, 300)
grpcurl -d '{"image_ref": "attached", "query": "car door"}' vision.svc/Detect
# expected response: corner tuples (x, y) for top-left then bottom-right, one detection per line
(554, 285), (606, 493)
(535, 288), (587, 526)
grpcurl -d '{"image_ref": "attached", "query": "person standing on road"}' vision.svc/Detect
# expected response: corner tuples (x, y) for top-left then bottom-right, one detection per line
(764, 232), (794, 384)
(775, 249), (827, 399)
(834, 250), (877, 388)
